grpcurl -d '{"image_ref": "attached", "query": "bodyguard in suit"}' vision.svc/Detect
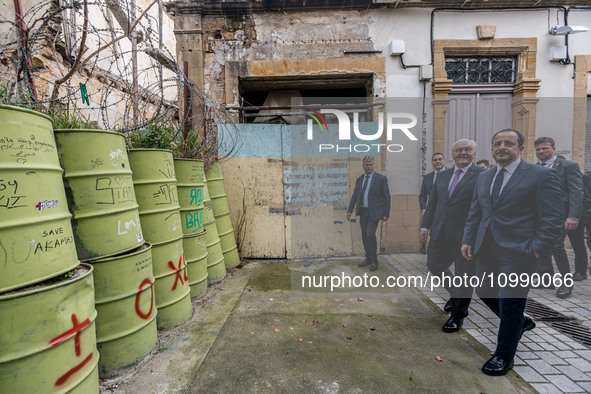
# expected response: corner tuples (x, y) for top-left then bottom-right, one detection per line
(534, 137), (585, 296)
(419, 152), (446, 215)
(347, 156), (391, 272)
(461, 129), (563, 376)
(420, 139), (484, 332)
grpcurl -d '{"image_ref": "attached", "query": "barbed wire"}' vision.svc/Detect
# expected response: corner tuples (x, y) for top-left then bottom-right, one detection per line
(0, 0), (241, 163)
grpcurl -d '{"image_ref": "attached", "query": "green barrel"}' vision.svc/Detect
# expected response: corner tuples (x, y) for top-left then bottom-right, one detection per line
(205, 161), (230, 216)
(150, 236), (192, 329)
(174, 158), (205, 235)
(183, 230), (208, 299)
(0, 105), (79, 292)
(203, 220), (226, 282)
(54, 129), (144, 261)
(128, 149), (192, 329)
(202, 177), (226, 281)
(0, 264), (99, 394)
(202, 178), (215, 225)
(90, 245), (157, 375)
(175, 159), (225, 282)
(127, 149), (182, 243)
(215, 213), (241, 269)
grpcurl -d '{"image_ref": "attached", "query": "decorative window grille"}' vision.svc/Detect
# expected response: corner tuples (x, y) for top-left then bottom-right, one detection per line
(445, 57), (517, 84)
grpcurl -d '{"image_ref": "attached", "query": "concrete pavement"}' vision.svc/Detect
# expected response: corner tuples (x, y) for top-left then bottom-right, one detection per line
(101, 256), (539, 393)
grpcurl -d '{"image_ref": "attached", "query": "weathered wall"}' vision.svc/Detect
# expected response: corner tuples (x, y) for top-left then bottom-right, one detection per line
(1, 0), (178, 128)
(177, 5), (591, 257)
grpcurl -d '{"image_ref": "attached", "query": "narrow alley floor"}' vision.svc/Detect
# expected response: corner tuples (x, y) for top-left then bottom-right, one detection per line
(98, 254), (556, 393)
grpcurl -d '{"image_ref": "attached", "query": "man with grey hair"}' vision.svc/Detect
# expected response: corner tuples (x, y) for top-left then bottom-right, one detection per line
(421, 139), (484, 332)
(347, 156), (391, 271)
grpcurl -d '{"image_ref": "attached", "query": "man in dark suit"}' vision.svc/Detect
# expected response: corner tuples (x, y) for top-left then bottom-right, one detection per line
(419, 153), (446, 255)
(461, 129), (563, 376)
(420, 139), (485, 332)
(534, 137), (585, 296)
(419, 152), (446, 215)
(347, 156), (391, 272)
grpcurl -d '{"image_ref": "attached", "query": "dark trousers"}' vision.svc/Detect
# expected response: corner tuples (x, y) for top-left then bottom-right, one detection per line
(359, 208), (379, 263)
(568, 219), (588, 274)
(538, 222), (588, 276)
(537, 227), (571, 277)
(427, 233), (474, 318)
(475, 237), (534, 361)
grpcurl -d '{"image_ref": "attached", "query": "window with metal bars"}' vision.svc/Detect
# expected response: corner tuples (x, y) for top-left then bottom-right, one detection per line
(445, 57), (517, 84)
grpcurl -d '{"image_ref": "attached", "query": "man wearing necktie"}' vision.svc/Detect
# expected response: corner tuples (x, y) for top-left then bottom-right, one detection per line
(347, 156), (391, 271)
(419, 153), (446, 255)
(534, 137), (585, 296)
(461, 129), (563, 376)
(420, 139), (485, 333)
(419, 152), (447, 215)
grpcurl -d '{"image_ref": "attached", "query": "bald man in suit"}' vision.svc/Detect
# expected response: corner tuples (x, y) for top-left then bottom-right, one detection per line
(347, 156), (391, 272)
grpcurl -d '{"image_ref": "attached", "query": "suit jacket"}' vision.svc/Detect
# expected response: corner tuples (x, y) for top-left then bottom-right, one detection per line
(462, 160), (563, 258)
(347, 172), (391, 221)
(584, 171), (591, 221)
(549, 157), (583, 219)
(422, 164), (485, 245)
(419, 171), (436, 211)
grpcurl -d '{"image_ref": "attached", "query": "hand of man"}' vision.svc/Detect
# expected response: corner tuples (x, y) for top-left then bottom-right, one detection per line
(533, 251), (540, 259)
(565, 217), (579, 231)
(382, 216), (389, 222)
(421, 209), (425, 215)
(461, 244), (473, 260)
(420, 229), (428, 244)
(346, 212), (352, 221)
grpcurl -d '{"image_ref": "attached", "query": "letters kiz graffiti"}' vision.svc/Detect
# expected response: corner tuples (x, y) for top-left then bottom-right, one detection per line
(305, 109), (418, 153)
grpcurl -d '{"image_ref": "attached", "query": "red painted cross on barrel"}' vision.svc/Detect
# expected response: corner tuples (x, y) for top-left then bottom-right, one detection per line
(168, 254), (188, 291)
(49, 313), (93, 387)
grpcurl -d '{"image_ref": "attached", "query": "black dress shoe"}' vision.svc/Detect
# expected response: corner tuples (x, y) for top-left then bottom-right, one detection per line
(573, 271), (587, 281)
(520, 316), (536, 339)
(444, 299), (454, 313)
(442, 315), (463, 333)
(482, 355), (514, 376)
(369, 262), (378, 272)
(556, 284), (573, 299)
(358, 259), (371, 267)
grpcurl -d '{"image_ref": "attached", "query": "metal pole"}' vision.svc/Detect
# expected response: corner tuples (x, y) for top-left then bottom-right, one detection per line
(131, 0), (139, 122)
(13, 0), (39, 100)
(183, 61), (190, 153)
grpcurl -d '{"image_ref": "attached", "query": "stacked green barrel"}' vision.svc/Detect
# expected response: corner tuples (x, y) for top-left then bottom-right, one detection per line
(175, 159), (226, 285)
(0, 105), (99, 393)
(205, 161), (240, 269)
(128, 149), (192, 328)
(54, 129), (157, 375)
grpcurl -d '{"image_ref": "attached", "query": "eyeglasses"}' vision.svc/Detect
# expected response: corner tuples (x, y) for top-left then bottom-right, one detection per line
(492, 140), (517, 148)
(454, 147), (474, 153)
